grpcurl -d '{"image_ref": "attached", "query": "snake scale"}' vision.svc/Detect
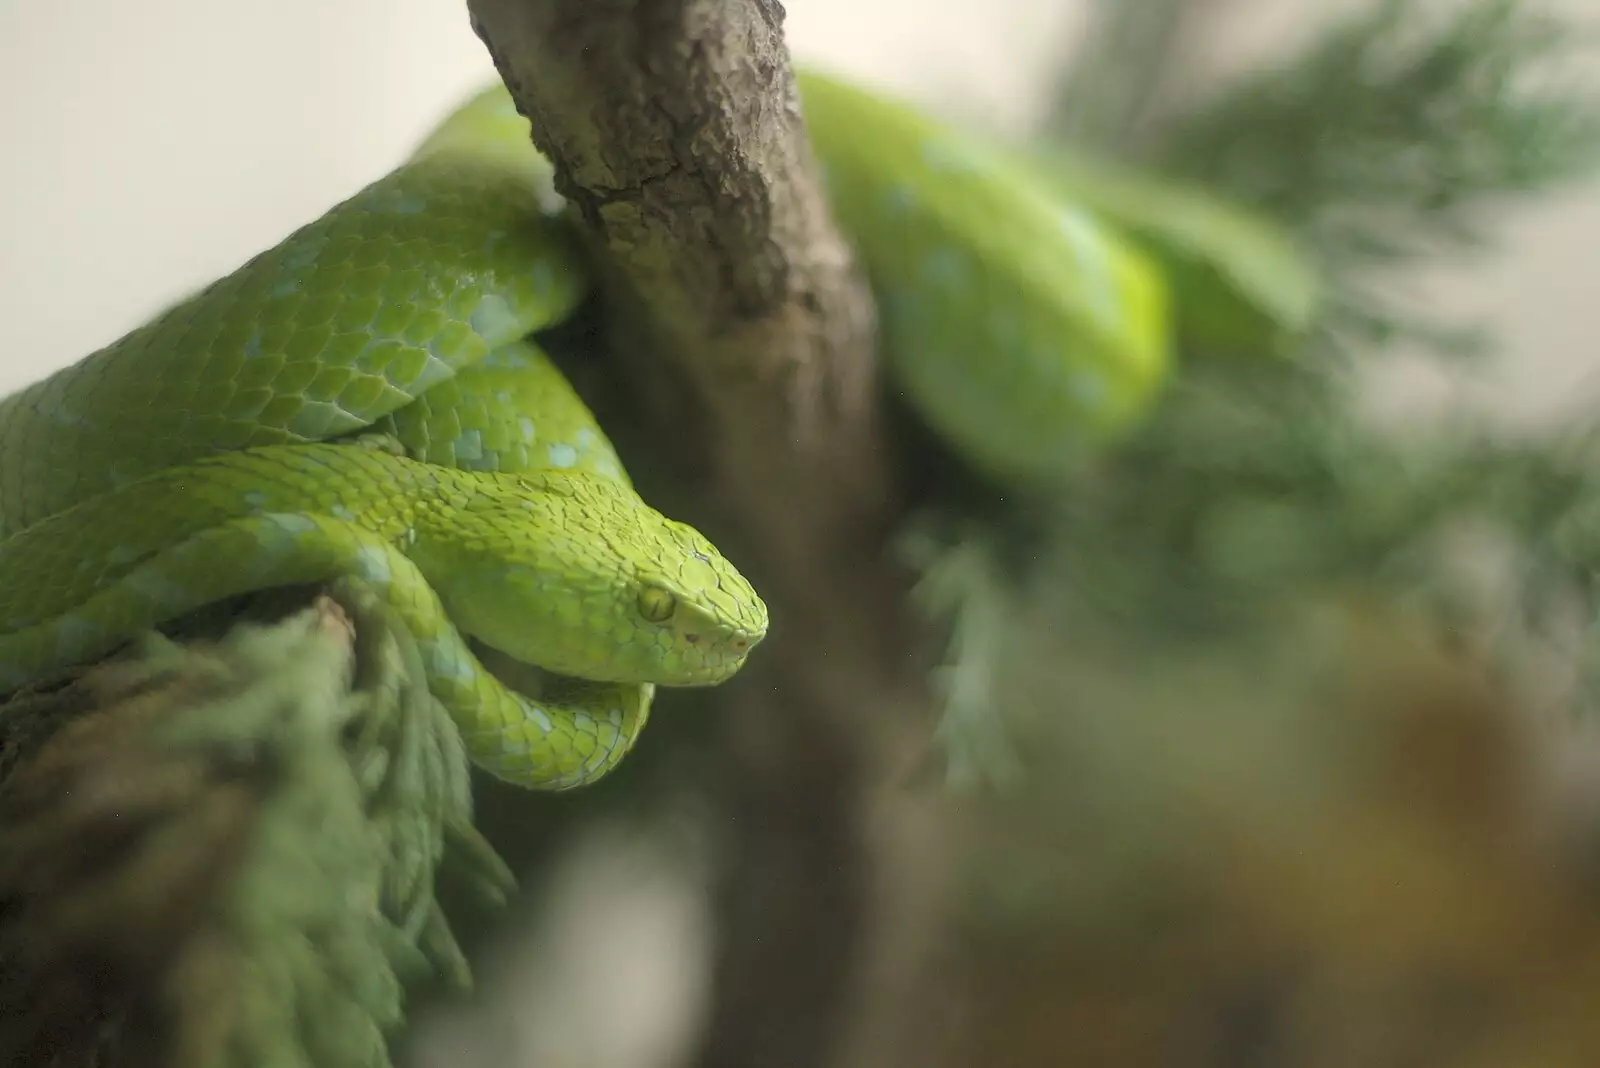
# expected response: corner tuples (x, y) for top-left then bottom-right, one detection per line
(0, 67), (1171, 791)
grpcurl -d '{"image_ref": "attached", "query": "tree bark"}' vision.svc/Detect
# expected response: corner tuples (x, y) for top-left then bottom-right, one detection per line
(466, 0), (892, 571)
(463, 2), (939, 1065)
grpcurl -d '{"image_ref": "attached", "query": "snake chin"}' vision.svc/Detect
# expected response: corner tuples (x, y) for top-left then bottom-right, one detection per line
(646, 578), (768, 687)
(665, 616), (766, 687)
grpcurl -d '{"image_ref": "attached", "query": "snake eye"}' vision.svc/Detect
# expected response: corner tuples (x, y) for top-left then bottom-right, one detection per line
(637, 587), (676, 623)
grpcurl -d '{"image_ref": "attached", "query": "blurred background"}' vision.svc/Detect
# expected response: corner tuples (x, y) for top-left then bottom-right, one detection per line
(6, 3), (1600, 1068)
(2, 0), (1597, 423)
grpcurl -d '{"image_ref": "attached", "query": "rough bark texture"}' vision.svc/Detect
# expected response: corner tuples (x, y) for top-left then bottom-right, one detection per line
(467, 0), (892, 577)
(463, 2), (939, 1066)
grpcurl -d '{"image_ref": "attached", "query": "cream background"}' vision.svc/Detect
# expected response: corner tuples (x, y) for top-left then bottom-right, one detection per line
(0, 0), (1079, 396)
(3, 0), (1595, 419)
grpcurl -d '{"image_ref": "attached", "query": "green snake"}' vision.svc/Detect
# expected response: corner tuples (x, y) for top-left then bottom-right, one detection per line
(0, 67), (1172, 791)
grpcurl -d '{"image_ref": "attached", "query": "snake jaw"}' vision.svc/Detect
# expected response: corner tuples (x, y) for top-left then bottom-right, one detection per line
(630, 588), (767, 687)
(619, 511), (770, 686)
(692, 638), (764, 686)
(702, 611), (768, 682)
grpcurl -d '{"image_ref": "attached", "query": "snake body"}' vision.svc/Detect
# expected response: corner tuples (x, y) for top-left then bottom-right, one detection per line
(796, 71), (1170, 484)
(0, 67), (1172, 790)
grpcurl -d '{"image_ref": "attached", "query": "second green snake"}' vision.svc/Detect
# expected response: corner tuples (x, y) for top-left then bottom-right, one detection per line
(0, 67), (1173, 791)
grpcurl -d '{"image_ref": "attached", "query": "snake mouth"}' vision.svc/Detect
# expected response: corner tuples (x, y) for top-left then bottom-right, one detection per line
(665, 662), (750, 688)
(717, 625), (767, 662)
(666, 629), (765, 687)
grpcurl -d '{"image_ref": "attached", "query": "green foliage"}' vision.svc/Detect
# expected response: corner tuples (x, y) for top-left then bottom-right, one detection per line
(1154, 0), (1600, 359)
(908, 0), (1600, 788)
(0, 589), (513, 1068)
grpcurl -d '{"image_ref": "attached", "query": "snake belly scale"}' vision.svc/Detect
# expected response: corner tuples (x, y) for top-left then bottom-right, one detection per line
(0, 66), (1171, 791)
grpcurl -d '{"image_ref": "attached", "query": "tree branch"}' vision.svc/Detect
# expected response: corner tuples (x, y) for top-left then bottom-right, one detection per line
(467, 0), (894, 590)
(464, 4), (940, 1067)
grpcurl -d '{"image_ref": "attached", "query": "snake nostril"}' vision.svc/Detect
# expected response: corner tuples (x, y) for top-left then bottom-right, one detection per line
(684, 632), (700, 644)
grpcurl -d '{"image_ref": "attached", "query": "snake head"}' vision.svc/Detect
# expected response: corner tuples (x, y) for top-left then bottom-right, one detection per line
(420, 471), (768, 687)
(628, 515), (770, 686)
